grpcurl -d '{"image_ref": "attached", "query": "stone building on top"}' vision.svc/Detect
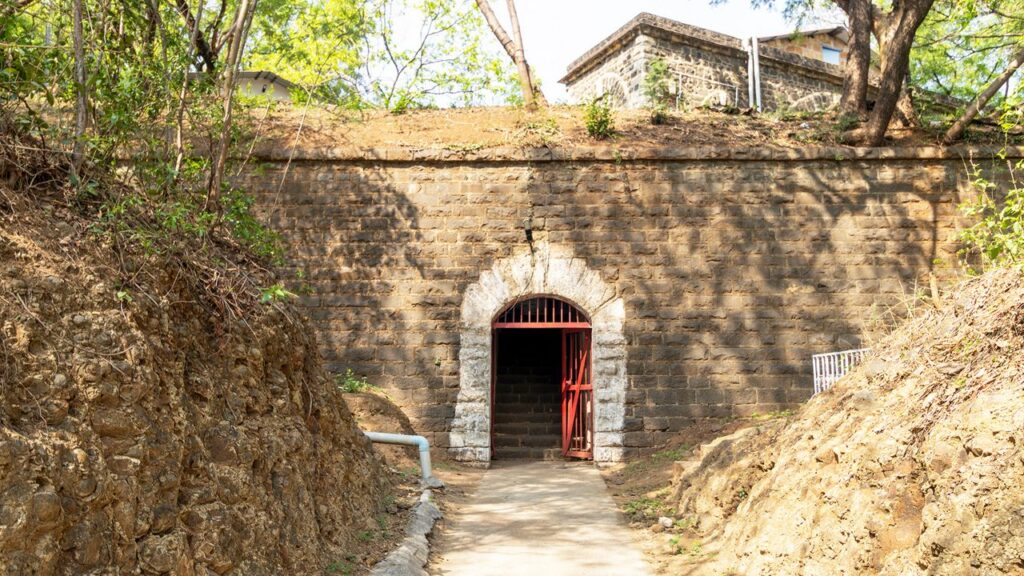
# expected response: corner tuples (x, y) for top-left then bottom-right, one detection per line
(561, 13), (853, 112)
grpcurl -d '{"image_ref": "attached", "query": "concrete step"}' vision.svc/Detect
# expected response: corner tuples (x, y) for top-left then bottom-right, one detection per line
(492, 446), (565, 460)
(494, 402), (560, 415)
(493, 411), (561, 424)
(492, 433), (561, 448)
(492, 422), (561, 436)
(494, 393), (561, 404)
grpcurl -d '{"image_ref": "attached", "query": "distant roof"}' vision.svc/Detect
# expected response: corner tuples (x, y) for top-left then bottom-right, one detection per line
(758, 26), (850, 44)
(188, 70), (297, 90)
(237, 70), (296, 89)
(560, 12), (844, 85)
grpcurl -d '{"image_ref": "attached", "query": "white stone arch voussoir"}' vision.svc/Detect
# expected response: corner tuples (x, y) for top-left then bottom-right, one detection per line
(449, 242), (627, 464)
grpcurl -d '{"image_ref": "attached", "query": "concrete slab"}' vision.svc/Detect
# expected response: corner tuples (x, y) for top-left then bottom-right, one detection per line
(431, 460), (652, 576)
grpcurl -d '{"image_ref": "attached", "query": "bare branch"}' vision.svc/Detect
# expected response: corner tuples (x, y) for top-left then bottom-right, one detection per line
(944, 44), (1024, 144)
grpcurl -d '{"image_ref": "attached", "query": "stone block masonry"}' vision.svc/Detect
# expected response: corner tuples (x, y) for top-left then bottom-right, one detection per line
(563, 13), (849, 111)
(236, 144), (1018, 462)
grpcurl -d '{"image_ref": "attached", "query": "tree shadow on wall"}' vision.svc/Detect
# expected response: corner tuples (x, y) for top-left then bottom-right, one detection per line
(541, 155), (990, 438)
(240, 159), (449, 428)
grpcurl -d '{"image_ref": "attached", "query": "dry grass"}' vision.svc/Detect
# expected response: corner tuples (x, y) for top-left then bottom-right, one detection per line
(243, 104), (988, 153)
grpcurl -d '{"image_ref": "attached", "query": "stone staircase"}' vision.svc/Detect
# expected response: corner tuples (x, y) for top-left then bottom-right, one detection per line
(492, 394), (563, 460)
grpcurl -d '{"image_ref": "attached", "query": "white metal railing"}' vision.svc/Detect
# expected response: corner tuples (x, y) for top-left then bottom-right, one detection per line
(812, 348), (871, 395)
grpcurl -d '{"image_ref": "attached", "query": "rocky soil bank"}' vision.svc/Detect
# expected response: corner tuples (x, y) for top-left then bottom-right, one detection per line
(668, 269), (1024, 575)
(0, 184), (390, 573)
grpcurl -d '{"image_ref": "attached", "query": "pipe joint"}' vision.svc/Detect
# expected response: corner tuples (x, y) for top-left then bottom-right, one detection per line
(363, 431), (444, 488)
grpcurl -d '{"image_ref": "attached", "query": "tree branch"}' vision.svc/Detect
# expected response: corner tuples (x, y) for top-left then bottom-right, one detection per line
(944, 44), (1024, 143)
(172, 0), (217, 71)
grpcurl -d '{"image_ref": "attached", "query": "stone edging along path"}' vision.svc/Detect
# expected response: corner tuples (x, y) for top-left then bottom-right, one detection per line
(369, 490), (442, 576)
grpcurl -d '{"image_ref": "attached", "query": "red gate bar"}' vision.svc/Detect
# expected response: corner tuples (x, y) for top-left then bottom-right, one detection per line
(562, 329), (593, 459)
(493, 295), (590, 329)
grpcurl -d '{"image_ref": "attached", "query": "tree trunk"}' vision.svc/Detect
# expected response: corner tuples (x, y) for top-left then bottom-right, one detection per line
(505, 0), (536, 109)
(893, 75), (919, 128)
(175, 0), (218, 72)
(71, 0), (88, 176)
(475, 0), (544, 107)
(845, 0), (934, 146)
(840, 0), (871, 116)
(174, 0), (204, 181)
(206, 0), (256, 209)
(944, 45), (1024, 144)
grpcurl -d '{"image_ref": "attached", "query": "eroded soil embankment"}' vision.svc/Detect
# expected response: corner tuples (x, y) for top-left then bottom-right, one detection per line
(0, 187), (391, 574)
(658, 269), (1024, 575)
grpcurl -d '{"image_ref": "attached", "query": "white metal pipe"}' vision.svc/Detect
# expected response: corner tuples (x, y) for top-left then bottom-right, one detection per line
(752, 37), (763, 112)
(749, 37), (757, 108)
(363, 431), (443, 487)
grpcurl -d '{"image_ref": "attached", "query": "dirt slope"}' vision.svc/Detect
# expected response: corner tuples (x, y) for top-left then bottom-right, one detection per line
(0, 185), (390, 573)
(666, 269), (1024, 575)
(247, 105), (1013, 152)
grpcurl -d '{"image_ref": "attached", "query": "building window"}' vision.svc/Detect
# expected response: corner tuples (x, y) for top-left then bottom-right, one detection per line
(822, 46), (841, 65)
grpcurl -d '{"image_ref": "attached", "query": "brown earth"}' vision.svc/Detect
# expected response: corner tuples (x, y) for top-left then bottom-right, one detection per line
(614, 268), (1024, 575)
(0, 168), (399, 573)
(241, 104), (1020, 153)
(341, 388), (489, 576)
(344, 391), (421, 475)
(600, 416), (789, 574)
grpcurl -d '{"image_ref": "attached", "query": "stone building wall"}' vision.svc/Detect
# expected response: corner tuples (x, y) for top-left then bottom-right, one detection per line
(761, 32), (848, 66)
(564, 14), (846, 112)
(757, 48), (845, 111)
(565, 34), (648, 108)
(237, 145), (1013, 461)
(642, 34), (750, 108)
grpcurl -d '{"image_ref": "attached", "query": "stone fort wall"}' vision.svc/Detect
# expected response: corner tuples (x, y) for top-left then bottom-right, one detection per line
(236, 145), (1008, 459)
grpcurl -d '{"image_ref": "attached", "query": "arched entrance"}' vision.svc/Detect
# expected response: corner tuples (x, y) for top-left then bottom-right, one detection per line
(491, 296), (593, 460)
(450, 241), (626, 465)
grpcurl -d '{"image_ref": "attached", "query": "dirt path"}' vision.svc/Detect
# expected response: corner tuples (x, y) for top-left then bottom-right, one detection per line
(429, 461), (652, 576)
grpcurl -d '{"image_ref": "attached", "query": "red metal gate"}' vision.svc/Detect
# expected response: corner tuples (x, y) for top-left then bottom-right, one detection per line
(492, 296), (593, 460)
(561, 329), (593, 459)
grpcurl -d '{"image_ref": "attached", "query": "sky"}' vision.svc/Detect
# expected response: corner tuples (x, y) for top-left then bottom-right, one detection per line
(497, 0), (844, 102)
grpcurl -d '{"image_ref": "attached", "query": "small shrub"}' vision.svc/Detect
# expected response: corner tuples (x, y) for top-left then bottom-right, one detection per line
(584, 95), (615, 139)
(336, 369), (373, 393)
(643, 58), (672, 125)
(650, 445), (688, 462)
(222, 189), (286, 264)
(623, 496), (668, 521)
(668, 535), (683, 555)
(836, 113), (860, 133)
(959, 160), (1024, 271)
(259, 283), (295, 303)
(324, 560), (353, 575)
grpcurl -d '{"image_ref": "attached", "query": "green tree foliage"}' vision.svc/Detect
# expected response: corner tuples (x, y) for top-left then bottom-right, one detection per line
(1, 0), (281, 268)
(245, 0), (369, 105)
(911, 0), (1024, 103)
(2, 0), (197, 170)
(241, 0), (520, 111)
(960, 159), (1024, 270)
(356, 0), (520, 111)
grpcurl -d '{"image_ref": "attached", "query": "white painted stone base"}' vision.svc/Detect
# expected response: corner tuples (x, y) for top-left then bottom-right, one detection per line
(449, 241), (627, 464)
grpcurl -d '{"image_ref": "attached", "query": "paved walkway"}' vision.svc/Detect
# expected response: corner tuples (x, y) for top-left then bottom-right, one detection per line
(431, 461), (652, 576)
